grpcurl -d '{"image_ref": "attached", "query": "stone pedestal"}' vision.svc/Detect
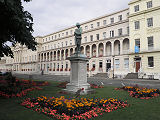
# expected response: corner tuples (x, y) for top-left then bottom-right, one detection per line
(64, 53), (92, 94)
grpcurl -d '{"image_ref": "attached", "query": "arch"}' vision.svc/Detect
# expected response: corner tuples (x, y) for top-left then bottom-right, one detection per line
(106, 41), (112, 56)
(53, 51), (56, 60)
(70, 48), (73, 56)
(47, 52), (49, 61)
(61, 50), (64, 60)
(98, 43), (104, 57)
(85, 45), (90, 57)
(57, 50), (60, 60)
(50, 52), (53, 61)
(44, 53), (46, 61)
(80, 46), (84, 54)
(92, 44), (96, 57)
(123, 38), (129, 54)
(114, 40), (120, 55)
(65, 49), (69, 58)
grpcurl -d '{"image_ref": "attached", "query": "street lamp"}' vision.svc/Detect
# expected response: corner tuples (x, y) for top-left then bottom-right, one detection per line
(112, 55), (115, 79)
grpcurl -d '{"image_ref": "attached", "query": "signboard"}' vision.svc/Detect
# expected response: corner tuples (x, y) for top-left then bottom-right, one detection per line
(135, 46), (139, 53)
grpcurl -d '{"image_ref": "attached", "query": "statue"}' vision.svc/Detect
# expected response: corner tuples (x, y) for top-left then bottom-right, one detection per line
(74, 23), (82, 54)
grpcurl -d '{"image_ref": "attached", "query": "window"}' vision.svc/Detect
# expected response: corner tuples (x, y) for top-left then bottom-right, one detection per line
(62, 33), (64, 37)
(103, 20), (106, 25)
(52, 36), (54, 40)
(55, 35), (57, 39)
(127, 26), (129, 34)
(35, 55), (36, 61)
(148, 36), (154, 50)
(99, 62), (103, 68)
(62, 42), (63, 47)
(96, 34), (99, 40)
(110, 18), (114, 24)
(103, 32), (106, 39)
(46, 38), (47, 41)
(147, 1), (152, 8)
(85, 26), (88, 30)
(135, 39), (140, 49)
(124, 58), (129, 69)
(115, 59), (120, 68)
(84, 36), (87, 42)
(66, 32), (68, 35)
(148, 57), (154, 67)
(118, 28), (123, 36)
(70, 40), (72, 45)
(97, 22), (100, 27)
(134, 5), (139, 12)
(147, 17), (153, 27)
(59, 34), (60, 37)
(91, 24), (94, 29)
(110, 30), (114, 37)
(65, 41), (68, 46)
(135, 21), (140, 29)
(90, 35), (93, 41)
(118, 15), (122, 21)
(70, 30), (72, 35)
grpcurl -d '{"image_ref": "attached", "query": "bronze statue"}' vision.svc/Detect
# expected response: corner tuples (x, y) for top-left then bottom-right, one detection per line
(74, 23), (82, 54)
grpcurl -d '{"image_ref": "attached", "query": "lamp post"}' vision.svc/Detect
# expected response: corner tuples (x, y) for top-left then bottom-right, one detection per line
(112, 55), (115, 79)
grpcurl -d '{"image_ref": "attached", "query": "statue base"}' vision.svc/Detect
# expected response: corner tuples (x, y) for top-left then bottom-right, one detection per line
(64, 53), (93, 95)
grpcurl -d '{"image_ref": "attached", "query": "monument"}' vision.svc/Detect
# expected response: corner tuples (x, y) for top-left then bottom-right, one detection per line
(64, 23), (91, 94)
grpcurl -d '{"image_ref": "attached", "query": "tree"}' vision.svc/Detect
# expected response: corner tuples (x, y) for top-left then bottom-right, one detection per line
(0, 0), (37, 58)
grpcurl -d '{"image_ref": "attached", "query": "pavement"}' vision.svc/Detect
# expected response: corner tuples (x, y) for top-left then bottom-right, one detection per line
(13, 73), (160, 89)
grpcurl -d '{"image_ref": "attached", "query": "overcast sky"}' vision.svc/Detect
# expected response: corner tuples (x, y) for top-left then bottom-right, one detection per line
(23, 0), (131, 37)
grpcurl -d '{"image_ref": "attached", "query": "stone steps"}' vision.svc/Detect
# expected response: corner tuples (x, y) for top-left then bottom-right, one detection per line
(93, 73), (109, 78)
(124, 73), (138, 79)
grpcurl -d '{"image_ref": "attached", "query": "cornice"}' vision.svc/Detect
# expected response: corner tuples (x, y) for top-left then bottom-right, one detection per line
(129, 6), (160, 18)
(42, 19), (129, 44)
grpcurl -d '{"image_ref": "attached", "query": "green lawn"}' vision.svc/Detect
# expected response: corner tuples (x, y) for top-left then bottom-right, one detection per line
(0, 80), (160, 120)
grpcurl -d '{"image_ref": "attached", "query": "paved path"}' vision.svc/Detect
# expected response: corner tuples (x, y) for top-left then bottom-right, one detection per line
(14, 74), (160, 89)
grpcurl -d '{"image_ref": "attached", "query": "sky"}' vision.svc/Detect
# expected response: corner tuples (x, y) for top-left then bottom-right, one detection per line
(23, 0), (131, 37)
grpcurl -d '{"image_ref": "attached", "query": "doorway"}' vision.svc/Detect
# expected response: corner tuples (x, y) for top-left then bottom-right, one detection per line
(106, 59), (111, 72)
(136, 62), (140, 72)
(134, 57), (141, 73)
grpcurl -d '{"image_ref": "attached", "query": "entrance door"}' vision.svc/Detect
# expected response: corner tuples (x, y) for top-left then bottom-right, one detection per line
(106, 63), (111, 72)
(136, 62), (140, 72)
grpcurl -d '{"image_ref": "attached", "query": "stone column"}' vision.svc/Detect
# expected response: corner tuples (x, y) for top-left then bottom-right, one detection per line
(64, 50), (66, 60)
(104, 43), (106, 57)
(60, 50), (62, 60)
(96, 45), (99, 57)
(90, 45), (92, 57)
(84, 46), (86, 55)
(56, 51), (58, 60)
(111, 41), (114, 56)
(49, 52), (51, 61)
(120, 40), (123, 55)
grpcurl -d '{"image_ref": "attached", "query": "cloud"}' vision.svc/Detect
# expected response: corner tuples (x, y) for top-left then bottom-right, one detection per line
(23, 0), (131, 37)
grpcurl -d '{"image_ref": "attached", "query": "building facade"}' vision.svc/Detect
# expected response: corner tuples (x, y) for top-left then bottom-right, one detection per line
(0, 0), (160, 79)
(129, 0), (160, 79)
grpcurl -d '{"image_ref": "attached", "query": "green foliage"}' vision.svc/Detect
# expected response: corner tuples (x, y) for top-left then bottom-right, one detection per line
(0, 0), (37, 58)
(4, 72), (16, 86)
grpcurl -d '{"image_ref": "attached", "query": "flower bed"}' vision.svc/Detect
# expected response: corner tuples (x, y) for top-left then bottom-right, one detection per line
(0, 79), (49, 98)
(21, 96), (128, 120)
(115, 86), (160, 99)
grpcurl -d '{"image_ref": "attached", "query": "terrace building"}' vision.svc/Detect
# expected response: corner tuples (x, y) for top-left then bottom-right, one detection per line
(0, 0), (160, 80)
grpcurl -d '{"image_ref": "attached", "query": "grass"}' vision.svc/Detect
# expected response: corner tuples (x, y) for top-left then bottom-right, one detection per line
(0, 80), (160, 120)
